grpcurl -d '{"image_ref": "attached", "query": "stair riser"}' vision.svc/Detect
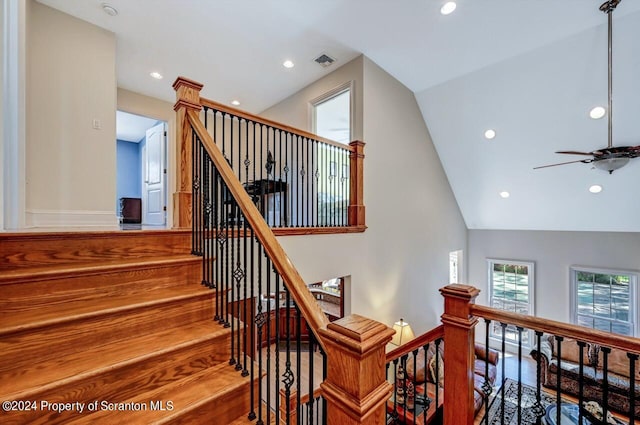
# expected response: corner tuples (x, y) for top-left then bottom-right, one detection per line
(0, 231), (192, 270)
(0, 294), (215, 375)
(1, 333), (231, 425)
(0, 261), (201, 313)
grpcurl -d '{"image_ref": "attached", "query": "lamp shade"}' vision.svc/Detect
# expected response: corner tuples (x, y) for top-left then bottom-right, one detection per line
(390, 318), (415, 346)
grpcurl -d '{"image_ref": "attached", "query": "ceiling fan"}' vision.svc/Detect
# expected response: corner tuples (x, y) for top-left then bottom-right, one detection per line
(534, 0), (640, 174)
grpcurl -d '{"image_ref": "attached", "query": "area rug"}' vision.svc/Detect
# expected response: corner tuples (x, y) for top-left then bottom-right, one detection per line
(484, 378), (556, 425)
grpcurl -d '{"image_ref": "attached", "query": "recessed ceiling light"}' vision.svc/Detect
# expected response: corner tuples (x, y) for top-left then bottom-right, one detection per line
(589, 106), (606, 119)
(101, 3), (118, 16)
(231, 100), (240, 106)
(499, 191), (510, 199)
(589, 184), (603, 194)
(150, 72), (163, 80)
(484, 129), (496, 140)
(283, 60), (295, 69)
(441, 1), (457, 15)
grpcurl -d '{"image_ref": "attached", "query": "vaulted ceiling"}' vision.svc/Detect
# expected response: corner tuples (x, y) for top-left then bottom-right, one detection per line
(38, 0), (640, 232)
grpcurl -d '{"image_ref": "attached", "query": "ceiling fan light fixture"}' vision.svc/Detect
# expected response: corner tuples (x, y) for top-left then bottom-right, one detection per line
(594, 157), (629, 173)
(589, 106), (606, 119)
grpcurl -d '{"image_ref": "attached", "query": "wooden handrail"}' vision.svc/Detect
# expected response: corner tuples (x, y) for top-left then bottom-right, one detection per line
(386, 325), (444, 363)
(472, 304), (640, 355)
(200, 97), (354, 151)
(186, 109), (330, 349)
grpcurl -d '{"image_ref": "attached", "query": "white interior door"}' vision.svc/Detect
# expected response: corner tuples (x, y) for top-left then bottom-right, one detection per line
(143, 122), (166, 225)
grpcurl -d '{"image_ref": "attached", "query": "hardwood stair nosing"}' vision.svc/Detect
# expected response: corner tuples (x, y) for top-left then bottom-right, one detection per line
(0, 255), (202, 285)
(0, 289), (214, 337)
(1, 324), (231, 401)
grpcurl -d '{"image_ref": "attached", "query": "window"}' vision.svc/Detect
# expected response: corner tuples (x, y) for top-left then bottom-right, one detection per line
(488, 259), (535, 347)
(571, 267), (637, 337)
(449, 250), (464, 284)
(311, 83), (353, 226)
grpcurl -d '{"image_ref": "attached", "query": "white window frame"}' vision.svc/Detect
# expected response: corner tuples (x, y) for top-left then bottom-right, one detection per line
(570, 266), (638, 337)
(487, 259), (535, 348)
(309, 81), (354, 144)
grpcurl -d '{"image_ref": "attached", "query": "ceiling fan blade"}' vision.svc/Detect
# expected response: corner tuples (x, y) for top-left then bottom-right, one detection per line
(555, 150), (595, 156)
(533, 159), (593, 170)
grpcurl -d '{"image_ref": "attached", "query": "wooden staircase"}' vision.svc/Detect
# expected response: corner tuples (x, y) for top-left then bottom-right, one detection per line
(0, 230), (258, 424)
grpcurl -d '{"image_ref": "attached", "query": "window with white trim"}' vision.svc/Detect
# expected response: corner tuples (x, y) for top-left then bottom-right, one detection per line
(571, 267), (637, 337)
(488, 259), (535, 348)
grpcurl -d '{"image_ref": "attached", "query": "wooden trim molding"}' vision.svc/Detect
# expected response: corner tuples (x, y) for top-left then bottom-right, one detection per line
(319, 314), (395, 424)
(200, 97), (354, 151)
(472, 304), (640, 355)
(348, 141), (365, 227)
(440, 284), (480, 425)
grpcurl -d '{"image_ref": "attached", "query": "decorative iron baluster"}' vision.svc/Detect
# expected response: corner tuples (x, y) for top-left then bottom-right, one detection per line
(602, 346), (611, 424)
(629, 352), (638, 425)
(308, 332), (316, 425)
(274, 270), (281, 425)
(296, 305), (302, 424)
(248, 223), (256, 421)
(532, 331), (545, 422)
(555, 336), (563, 425)
(578, 341), (586, 425)
(423, 343), (430, 425)
(265, 252), (272, 425)
(435, 338), (442, 419)
(500, 322), (507, 425)
(516, 326), (523, 425)
(482, 320), (493, 425)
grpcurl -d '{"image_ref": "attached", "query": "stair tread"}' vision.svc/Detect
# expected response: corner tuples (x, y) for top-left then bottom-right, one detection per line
(0, 320), (228, 399)
(69, 362), (251, 425)
(0, 254), (200, 284)
(0, 285), (213, 335)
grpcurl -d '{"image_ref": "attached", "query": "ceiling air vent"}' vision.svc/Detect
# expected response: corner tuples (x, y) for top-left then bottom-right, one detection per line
(314, 53), (336, 68)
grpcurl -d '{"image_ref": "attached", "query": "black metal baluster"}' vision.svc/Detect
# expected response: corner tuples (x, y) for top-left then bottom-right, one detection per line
(313, 140), (318, 227)
(306, 138), (311, 227)
(533, 331), (545, 424)
(275, 272), (280, 425)
(412, 348), (418, 425)
(283, 287), (293, 425)
(284, 132), (289, 228)
(190, 131), (196, 254)
(322, 345), (327, 425)
(214, 166), (221, 322)
(555, 336), (563, 425)
(278, 129), (283, 228)
(248, 223), (256, 421)
(578, 341), (586, 425)
(435, 338), (442, 419)
(297, 135), (301, 227)
(300, 136), (305, 228)
(241, 213), (248, 375)
(392, 358), (399, 421)
(308, 333), (315, 425)
(500, 323), (507, 425)
(629, 353), (638, 425)
(296, 305), (302, 424)
(221, 112), (227, 161)
(332, 145), (336, 226)
(229, 185), (236, 365)
(255, 235), (264, 425)
(482, 320), (493, 425)
(266, 252), (272, 425)
(602, 346), (611, 424)
(517, 327), (523, 425)
(423, 343), (429, 425)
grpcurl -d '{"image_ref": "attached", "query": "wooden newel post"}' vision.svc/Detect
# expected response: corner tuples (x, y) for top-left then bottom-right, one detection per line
(319, 314), (394, 425)
(348, 141), (366, 227)
(172, 76), (204, 229)
(440, 284), (480, 425)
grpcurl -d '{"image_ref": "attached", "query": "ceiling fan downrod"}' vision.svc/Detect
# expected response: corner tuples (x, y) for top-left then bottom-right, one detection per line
(600, 0), (620, 150)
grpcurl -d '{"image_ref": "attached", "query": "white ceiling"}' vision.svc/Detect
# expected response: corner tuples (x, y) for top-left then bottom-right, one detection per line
(38, 0), (640, 232)
(116, 110), (158, 142)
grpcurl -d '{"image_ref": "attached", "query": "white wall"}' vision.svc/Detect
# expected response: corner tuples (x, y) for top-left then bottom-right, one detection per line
(25, 1), (116, 228)
(261, 56), (468, 333)
(469, 229), (640, 324)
